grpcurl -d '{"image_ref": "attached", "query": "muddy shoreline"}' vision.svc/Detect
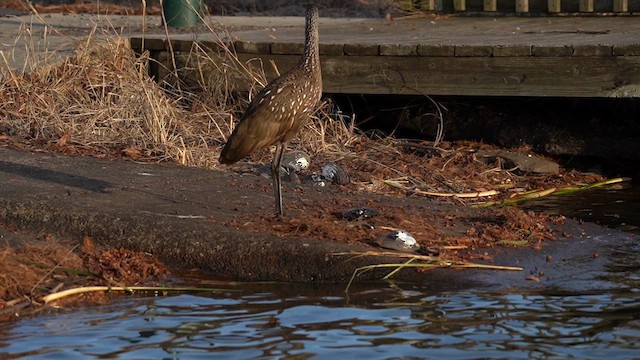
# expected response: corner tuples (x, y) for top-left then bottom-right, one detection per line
(1, 147), (635, 285)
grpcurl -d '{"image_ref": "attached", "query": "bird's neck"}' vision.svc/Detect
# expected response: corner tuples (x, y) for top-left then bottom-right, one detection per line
(301, 6), (320, 73)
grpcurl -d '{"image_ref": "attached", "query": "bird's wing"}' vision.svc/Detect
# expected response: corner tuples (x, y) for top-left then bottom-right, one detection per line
(220, 77), (302, 163)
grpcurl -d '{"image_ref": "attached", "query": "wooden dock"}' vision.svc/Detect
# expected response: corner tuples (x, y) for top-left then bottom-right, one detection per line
(130, 15), (640, 98)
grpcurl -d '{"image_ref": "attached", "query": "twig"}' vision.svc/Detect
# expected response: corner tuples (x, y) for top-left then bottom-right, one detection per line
(42, 285), (231, 304)
(383, 178), (498, 198)
(344, 257), (523, 293)
(382, 257), (417, 279)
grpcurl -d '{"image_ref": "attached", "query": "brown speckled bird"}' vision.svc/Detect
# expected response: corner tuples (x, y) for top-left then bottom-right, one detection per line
(219, 5), (322, 217)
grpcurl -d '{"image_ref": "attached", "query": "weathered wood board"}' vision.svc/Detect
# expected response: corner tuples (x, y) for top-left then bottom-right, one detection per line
(130, 16), (640, 98)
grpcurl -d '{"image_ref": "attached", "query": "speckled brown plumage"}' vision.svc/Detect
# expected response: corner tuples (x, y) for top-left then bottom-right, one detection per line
(219, 5), (322, 216)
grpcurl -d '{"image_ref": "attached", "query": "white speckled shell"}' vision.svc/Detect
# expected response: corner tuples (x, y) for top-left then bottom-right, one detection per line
(282, 151), (311, 172)
(375, 231), (420, 252)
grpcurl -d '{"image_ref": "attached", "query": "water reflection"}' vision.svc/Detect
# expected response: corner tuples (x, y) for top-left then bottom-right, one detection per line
(1, 282), (639, 359)
(524, 185), (640, 234)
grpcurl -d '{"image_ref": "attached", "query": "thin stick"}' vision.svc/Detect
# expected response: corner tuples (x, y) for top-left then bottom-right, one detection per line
(335, 250), (523, 269)
(42, 285), (230, 304)
(382, 257), (417, 279)
(383, 178), (498, 198)
(344, 260), (522, 293)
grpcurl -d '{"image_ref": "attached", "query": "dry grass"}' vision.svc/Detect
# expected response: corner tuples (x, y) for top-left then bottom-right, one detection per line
(0, 29), (203, 164)
(0, 237), (83, 302)
(0, 17), (360, 169)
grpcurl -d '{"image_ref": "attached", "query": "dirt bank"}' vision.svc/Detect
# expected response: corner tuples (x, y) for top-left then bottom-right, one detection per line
(0, 225), (168, 321)
(0, 147), (635, 283)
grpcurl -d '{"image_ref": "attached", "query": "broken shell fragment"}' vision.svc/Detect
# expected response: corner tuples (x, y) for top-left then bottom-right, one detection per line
(282, 151), (311, 173)
(375, 230), (420, 252)
(341, 206), (379, 221)
(311, 172), (326, 187)
(321, 162), (350, 185)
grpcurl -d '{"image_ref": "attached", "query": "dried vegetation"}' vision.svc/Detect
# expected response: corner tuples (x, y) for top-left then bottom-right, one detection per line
(0, 231), (167, 321)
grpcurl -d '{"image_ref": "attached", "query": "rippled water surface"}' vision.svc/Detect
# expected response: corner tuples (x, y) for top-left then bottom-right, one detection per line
(525, 185), (640, 234)
(1, 186), (639, 359)
(2, 284), (640, 359)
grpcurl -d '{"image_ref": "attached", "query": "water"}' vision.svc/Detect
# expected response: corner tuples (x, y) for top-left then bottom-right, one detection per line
(1, 186), (639, 359)
(524, 185), (640, 234)
(2, 284), (640, 359)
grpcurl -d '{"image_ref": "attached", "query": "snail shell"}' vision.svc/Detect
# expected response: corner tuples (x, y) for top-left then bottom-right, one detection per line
(321, 162), (350, 185)
(281, 151), (311, 173)
(375, 230), (420, 252)
(310, 172), (326, 187)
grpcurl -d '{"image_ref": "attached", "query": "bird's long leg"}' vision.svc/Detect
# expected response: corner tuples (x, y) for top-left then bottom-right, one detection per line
(271, 143), (285, 217)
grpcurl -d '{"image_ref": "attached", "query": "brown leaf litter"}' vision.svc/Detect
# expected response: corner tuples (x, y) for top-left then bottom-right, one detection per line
(0, 230), (168, 322)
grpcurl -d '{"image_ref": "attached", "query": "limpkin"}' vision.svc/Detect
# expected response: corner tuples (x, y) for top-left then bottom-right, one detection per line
(219, 5), (322, 217)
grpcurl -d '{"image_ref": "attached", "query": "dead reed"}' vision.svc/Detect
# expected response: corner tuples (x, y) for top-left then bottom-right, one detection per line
(0, 28), (203, 163)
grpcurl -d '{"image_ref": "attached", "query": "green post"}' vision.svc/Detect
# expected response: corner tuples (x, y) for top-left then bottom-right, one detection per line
(162, 0), (203, 27)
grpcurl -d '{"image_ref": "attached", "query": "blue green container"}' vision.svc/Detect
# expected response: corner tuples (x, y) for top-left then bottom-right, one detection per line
(162, 0), (203, 27)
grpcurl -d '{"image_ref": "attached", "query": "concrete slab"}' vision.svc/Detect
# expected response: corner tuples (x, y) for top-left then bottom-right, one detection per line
(0, 12), (157, 69)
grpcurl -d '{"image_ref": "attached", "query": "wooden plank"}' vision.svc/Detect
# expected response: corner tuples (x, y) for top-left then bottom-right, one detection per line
(493, 45), (531, 57)
(148, 48), (640, 98)
(421, 0), (436, 11)
(532, 45), (573, 57)
(154, 51), (173, 85)
(455, 45), (493, 57)
(271, 43), (304, 55)
(613, 0), (628, 12)
(221, 53), (640, 98)
(320, 44), (344, 56)
(515, 0), (529, 12)
(344, 44), (379, 56)
(453, 0), (466, 11)
(380, 44), (418, 56)
(417, 44), (455, 56)
(547, 0), (561, 13)
(132, 37), (165, 51)
(132, 14), (640, 100)
(195, 40), (231, 53)
(484, 0), (497, 12)
(579, 0), (594, 12)
(234, 41), (270, 54)
(168, 39), (197, 52)
(573, 45), (612, 57)
(613, 44), (640, 56)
